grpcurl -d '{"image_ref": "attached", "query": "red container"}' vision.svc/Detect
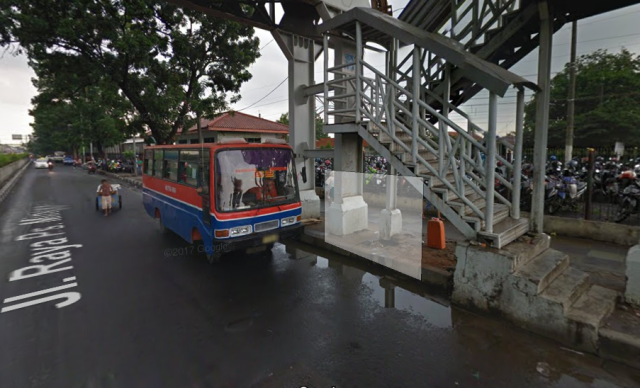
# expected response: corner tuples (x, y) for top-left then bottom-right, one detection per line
(427, 218), (446, 250)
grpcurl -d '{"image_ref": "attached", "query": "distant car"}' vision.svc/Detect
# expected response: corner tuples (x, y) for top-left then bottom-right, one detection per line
(34, 158), (49, 169)
(63, 156), (74, 166)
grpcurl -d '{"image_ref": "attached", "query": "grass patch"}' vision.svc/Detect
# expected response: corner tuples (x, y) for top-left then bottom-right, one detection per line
(0, 154), (28, 168)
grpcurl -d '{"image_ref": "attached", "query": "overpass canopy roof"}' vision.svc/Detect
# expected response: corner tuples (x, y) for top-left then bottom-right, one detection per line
(318, 7), (539, 97)
(399, 0), (640, 31)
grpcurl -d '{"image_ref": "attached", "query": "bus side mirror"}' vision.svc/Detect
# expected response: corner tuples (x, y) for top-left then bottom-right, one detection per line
(301, 166), (307, 183)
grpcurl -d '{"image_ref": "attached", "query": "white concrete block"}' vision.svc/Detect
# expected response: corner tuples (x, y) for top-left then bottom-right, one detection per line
(300, 189), (321, 219)
(380, 209), (402, 240)
(392, 257), (421, 280)
(326, 195), (368, 236)
(625, 245), (640, 307)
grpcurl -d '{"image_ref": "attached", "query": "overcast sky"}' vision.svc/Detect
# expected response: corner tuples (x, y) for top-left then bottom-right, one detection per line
(1, 0), (640, 144)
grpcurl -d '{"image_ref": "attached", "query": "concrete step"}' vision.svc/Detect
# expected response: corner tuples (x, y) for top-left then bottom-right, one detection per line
(501, 233), (551, 271)
(396, 149), (438, 164)
(478, 217), (530, 249)
(420, 172), (456, 188)
(434, 185), (476, 202)
(599, 306), (640, 370)
(473, 204), (510, 230)
(448, 191), (484, 209)
(566, 285), (618, 328)
(512, 249), (569, 295)
(416, 161), (449, 175)
(565, 285), (618, 352)
(541, 267), (592, 314)
(449, 195), (486, 217)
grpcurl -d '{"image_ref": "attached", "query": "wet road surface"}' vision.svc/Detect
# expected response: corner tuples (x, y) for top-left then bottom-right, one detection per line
(0, 166), (639, 387)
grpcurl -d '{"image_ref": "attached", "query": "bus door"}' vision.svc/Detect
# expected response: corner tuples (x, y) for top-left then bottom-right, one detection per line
(198, 149), (212, 226)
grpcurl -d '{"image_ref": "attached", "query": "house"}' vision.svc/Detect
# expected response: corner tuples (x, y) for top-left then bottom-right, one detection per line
(177, 111), (289, 144)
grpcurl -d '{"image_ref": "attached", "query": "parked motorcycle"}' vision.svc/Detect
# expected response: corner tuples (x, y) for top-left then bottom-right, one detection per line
(546, 170), (587, 214)
(614, 179), (640, 223)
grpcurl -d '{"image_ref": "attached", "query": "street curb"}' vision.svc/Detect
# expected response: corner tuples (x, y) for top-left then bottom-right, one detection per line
(0, 159), (31, 207)
(296, 227), (452, 292)
(97, 170), (143, 188)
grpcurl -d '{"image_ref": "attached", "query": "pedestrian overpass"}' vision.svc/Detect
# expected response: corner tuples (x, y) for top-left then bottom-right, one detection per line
(167, 0), (638, 248)
(165, 0), (640, 361)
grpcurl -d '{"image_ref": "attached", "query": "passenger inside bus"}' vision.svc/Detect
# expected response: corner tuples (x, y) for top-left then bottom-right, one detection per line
(241, 177), (280, 206)
(178, 162), (188, 184)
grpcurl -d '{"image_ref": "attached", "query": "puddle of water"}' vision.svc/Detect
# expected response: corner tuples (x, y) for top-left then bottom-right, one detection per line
(361, 273), (451, 328)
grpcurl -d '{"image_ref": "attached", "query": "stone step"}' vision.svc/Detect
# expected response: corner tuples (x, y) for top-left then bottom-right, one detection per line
(566, 285), (618, 328)
(599, 306), (640, 370)
(501, 233), (551, 271)
(482, 217), (530, 249)
(541, 267), (592, 314)
(512, 249), (570, 295)
(565, 285), (618, 352)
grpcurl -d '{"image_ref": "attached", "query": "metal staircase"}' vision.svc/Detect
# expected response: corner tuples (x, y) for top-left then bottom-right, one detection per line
(319, 7), (538, 248)
(398, 0), (640, 107)
(398, 0), (562, 108)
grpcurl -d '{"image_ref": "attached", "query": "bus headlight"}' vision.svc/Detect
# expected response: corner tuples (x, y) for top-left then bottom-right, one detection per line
(230, 225), (252, 236)
(281, 216), (296, 226)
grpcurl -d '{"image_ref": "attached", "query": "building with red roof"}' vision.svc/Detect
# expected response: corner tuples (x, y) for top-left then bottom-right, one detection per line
(178, 111), (289, 144)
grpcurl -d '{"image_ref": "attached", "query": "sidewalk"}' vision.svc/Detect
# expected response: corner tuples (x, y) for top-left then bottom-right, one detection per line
(550, 235), (628, 293)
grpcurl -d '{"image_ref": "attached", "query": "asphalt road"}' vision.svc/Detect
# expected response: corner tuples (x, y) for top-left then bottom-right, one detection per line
(0, 165), (639, 388)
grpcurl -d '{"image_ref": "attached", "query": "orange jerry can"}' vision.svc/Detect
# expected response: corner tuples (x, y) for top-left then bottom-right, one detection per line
(426, 218), (446, 250)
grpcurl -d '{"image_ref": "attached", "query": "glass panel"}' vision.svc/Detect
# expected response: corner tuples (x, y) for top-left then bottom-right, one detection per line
(178, 150), (200, 186)
(153, 150), (163, 178)
(200, 150), (210, 195)
(163, 150), (179, 181)
(144, 150), (152, 174)
(215, 148), (298, 212)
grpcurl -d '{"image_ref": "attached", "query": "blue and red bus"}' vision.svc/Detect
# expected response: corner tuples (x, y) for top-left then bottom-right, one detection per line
(142, 138), (303, 263)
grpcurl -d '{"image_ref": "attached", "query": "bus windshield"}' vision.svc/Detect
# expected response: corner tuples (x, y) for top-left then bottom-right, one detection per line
(215, 147), (299, 212)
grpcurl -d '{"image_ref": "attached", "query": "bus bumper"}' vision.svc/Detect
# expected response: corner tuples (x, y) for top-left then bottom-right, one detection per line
(212, 223), (303, 253)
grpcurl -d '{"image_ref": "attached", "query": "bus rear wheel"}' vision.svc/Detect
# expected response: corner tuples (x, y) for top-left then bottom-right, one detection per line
(157, 213), (168, 234)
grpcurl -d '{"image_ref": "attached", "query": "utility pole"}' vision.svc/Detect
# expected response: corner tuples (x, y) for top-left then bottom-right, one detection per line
(564, 20), (577, 165)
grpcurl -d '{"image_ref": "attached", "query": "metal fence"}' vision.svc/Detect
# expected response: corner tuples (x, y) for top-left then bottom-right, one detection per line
(521, 147), (635, 162)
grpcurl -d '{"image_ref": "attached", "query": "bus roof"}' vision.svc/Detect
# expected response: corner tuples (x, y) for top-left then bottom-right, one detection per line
(144, 141), (292, 151)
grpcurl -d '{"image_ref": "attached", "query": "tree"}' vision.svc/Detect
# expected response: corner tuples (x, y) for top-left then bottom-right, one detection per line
(524, 49), (640, 148)
(1, 0), (260, 144)
(276, 112), (325, 140)
(29, 73), (133, 157)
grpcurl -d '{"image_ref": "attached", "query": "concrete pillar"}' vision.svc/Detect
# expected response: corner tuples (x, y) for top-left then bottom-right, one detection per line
(327, 133), (368, 235)
(380, 165), (402, 240)
(531, 1), (553, 233)
(277, 32), (321, 219)
(380, 277), (396, 308)
(326, 36), (367, 236)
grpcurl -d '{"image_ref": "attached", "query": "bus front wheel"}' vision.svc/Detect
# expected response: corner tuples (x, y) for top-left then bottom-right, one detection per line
(206, 251), (222, 264)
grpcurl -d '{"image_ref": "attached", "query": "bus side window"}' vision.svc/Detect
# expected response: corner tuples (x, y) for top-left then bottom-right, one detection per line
(164, 150), (179, 181)
(199, 150), (211, 195)
(153, 150), (163, 178)
(143, 150), (152, 175)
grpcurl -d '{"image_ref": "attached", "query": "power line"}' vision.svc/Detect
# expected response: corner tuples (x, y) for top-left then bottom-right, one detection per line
(235, 77), (288, 112)
(260, 39), (274, 51)
(519, 38), (640, 64)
